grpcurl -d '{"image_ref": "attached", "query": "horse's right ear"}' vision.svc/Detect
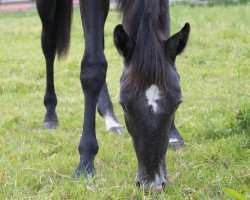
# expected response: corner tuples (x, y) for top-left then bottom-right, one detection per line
(165, 23), (190, 61)
(114, 24), (134, 60)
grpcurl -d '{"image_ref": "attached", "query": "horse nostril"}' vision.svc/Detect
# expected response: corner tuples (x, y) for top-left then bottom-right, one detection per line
(162, 181), (167, 188)
(136, 181), (141, 187)
(153, 184), (163, 193)
(153, 181), (167, 193)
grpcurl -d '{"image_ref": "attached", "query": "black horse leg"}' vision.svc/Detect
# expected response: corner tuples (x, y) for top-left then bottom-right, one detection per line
(165, 0), (185, 150)
(37, 0), (58, 129)
(98, 82), (123, 134)
(75, 0), (110, 177)
(169, 117), (185, 151)
(96, 1), (122, 135)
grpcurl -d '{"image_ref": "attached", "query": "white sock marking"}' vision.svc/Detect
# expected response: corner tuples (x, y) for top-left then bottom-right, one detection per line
(104, 115), (122, 132)
(169, 138), (179, 143)
(145, 84), (161, 113)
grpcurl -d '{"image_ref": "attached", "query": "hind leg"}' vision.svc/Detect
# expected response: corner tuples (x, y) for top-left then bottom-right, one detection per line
(98, 82), (123, 134)
(37, 0), (59, 129)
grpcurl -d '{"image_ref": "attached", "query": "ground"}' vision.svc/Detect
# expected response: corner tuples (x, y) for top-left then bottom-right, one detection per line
(0, 3), (249, 200)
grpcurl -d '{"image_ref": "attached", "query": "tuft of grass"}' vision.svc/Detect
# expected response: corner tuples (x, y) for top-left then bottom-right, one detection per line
(0, 3), (249, 199)
(222, 187), (249, 200)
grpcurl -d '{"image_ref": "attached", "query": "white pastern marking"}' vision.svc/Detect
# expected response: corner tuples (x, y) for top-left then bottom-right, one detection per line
(169, 138), (179, 143)
(104, 115), (122, 132)
(145, 84), (161, 113)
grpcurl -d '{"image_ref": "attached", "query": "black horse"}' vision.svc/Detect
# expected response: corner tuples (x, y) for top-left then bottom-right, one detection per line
(36, 0), (190, 192)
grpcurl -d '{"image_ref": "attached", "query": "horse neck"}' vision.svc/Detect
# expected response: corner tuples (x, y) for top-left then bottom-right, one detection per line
(121, 0), (170, 40)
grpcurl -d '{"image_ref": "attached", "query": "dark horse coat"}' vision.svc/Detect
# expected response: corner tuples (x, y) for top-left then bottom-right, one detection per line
(36, 0), (190, 192)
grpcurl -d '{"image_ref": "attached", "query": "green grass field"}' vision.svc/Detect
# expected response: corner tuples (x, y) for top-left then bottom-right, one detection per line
(0, 3), (249, 200)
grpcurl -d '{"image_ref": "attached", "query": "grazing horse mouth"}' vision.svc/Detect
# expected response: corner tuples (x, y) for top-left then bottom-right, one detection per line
(136, 177), (167, 193)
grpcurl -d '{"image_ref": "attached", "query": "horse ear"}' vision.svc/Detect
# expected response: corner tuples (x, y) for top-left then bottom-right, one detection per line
(114, 24), (134, 60)
(165, 23), (190, 61)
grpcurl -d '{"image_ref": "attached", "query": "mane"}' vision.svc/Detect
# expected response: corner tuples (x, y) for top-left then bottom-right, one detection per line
(118, 0), (168, 92)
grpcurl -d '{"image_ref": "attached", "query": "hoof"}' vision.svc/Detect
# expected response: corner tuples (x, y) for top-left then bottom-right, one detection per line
(169, 124), (185, 151)
(108, 126), (123, 135)
(73, 169), (95, 179)
(42, 121), (59, 130)
(73, 159), (96, 179)
(73, 166), (95, 179)
(104, 115), (123, 135)
(168, 138), (185, 151)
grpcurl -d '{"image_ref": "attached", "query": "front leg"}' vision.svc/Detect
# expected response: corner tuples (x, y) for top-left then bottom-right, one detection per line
(75, 57), (106, 176)
(98, 82), (123, 134)
(75, 0), (109, 177)
(169, 120), (185, 151)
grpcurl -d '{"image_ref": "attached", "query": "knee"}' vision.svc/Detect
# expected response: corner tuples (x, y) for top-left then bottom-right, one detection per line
(80, 57), (107, 94)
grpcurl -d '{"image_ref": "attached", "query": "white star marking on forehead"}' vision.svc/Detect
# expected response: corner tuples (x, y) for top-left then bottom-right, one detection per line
(145, 84), (161, 113)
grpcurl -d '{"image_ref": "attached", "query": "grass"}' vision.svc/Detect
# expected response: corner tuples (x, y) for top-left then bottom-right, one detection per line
(0, 3), (249, 200)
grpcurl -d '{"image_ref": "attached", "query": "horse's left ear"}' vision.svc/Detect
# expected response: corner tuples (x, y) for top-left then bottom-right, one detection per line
(165, 23), (190, 61)
(114, 24), (135, 60)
